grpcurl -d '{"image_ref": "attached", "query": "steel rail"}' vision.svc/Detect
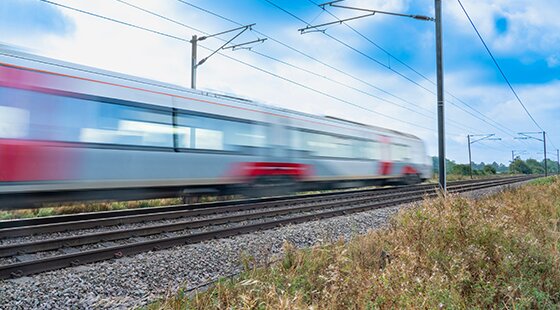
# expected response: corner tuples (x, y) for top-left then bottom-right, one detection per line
(0, 184), (428, 238)
(0, 176), (526, 235)
(0, 176), (530, 257)
(0, 176), (534, 279)
(0, 185), (445, 257)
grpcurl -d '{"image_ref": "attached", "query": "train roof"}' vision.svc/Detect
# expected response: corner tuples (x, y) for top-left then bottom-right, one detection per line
(0, 45), (421, 141)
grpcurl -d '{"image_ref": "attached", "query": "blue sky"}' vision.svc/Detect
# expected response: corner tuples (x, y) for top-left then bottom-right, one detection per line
(1, 0), (559, 165)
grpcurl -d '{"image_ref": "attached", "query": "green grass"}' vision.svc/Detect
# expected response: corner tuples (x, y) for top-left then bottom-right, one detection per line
(529, 175), (558, 185)
(146, 176), (560, 309)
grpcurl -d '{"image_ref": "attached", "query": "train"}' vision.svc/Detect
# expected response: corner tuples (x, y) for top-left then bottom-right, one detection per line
(0, 46), (432, 209)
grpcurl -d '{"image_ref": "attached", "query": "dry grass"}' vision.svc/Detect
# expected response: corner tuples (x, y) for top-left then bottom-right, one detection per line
(0, 198), (183, 220)
(0, 195), (243, 221)
(147, 176), (560, 309)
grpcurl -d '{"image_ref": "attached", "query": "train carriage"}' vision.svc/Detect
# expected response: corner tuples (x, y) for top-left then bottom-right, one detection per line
(0, 47), (432, 209)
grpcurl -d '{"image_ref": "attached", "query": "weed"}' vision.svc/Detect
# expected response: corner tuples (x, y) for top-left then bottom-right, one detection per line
(147, 178), (560, 309)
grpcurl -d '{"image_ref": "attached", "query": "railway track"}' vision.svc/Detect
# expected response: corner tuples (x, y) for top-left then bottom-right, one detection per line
(0, 175), (535, 279)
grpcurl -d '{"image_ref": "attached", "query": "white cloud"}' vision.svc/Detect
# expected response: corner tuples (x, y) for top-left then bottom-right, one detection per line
(446, 0), (560, 58)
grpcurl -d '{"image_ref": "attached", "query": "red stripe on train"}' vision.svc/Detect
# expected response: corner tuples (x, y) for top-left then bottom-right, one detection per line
(0, 139), (76, 181)
(229, 162), (312, 181)
(379, 161), (392, 175)
(401, 165), (418, 175)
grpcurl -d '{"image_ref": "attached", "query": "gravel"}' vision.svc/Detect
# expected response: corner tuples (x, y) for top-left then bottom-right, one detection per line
(0, 181), (530, 309)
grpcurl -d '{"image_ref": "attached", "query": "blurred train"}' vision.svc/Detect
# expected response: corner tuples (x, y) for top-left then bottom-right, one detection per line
(0, 47), (432, 209)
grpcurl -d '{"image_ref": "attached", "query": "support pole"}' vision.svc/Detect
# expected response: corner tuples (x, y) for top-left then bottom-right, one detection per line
(191, 35), (198, 89)
(435, 0), (446, 191)
(512, 150), (514, 162)
(557, 149), (559, 175)
(468, 135), (472, 179)
(543, 131), (547, 176)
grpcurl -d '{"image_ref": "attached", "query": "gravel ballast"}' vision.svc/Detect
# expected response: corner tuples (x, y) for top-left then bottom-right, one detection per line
(0, 181), (530, 309)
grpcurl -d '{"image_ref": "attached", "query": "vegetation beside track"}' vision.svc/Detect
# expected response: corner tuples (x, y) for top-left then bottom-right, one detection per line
(0, 198), (183, 220)
(147, 177), (560, 309)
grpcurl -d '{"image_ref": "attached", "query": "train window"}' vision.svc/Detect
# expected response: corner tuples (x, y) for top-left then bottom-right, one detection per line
(358, 141), (381, 160)
(176, 127), (192, 148)
(391, 144), (410, 161)
(295, 130), (358, 159)
(79, 102), (173, 147)
(0, 106), (29, 138)
(226, 121), (266, 148)
(0, 87), (174, 147)
(194, 128), (223, 150)
(178, 114), (265, 151)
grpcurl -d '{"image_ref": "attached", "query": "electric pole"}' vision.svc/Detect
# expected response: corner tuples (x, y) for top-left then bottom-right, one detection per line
(189, 24), (265, 89)
(515, 132), (547, 176)
(468, 135), (472, 178)
(467, 134), (501, 179)
(191, 35), (197, 89)
(435, 0), (446, 190)
(556, 149), (560, 175)
(544, 131), (547, 176)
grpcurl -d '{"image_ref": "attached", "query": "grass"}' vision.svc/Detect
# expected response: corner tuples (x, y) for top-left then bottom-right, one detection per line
(529, 175), (557, 185)
(431, 173), (518, 183)
(0, 198), (183, 220)
(0, 195), (243, 221)
(146, 176), (560, 309)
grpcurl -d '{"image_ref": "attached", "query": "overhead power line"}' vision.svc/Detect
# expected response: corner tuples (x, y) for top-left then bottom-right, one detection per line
(39, 0), (189, 43)
(175, 0), (529, 154)
(177, 0), (533, 143)
(116, 0), (435, 120)
(173, 0), (496, 135)
(262, 0), (531, 150)
(307, 0), (521, 140)
(456, 0), (544, 133)
(39, 0), (435, 131)
(115, 0), (438, 126)
(40, 0), (540, 154)
(175, 1), (435, 115)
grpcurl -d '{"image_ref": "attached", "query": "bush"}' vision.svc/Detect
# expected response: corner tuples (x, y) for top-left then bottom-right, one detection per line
(152, 178), (560, 309)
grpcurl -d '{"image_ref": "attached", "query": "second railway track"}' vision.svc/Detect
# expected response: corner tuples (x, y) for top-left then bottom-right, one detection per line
(0, 175), (535, 279)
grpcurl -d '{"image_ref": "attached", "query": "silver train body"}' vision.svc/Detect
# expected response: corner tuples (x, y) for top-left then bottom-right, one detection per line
(0, 47), (432, 209)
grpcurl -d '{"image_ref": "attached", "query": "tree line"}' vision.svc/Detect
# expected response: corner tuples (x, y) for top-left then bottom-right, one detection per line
(432, 157), (559, 176)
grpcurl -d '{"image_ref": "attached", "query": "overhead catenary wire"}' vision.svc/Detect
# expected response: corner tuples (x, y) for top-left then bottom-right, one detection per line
(174, 1), (440, 118)
(177, 1), (547, 158)
(174, 0), (509, 137)
(456, 0), (544, 134)
(262, 0), (436, 95)
(115, 0), (437, 122)
(306, 0), (523, 141)
(39, 0), (435, 132)
(39, 0), (538, 155)
(262, 0), (529, 150)
(176, 0), (537, 145)
(108, 0), (528, 154)
(39, 0), (189, 43)
(113, 0), (439, 130)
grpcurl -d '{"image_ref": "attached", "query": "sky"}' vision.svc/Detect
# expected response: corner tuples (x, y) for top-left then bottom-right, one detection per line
(1, 0), (559, 165)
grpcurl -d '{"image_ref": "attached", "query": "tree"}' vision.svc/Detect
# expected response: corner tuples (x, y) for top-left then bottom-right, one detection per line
(526, 159), (544, 174)
(483, 165), (496, 175)
(450, 164), (471, 176)
(509, 159), (532, 174)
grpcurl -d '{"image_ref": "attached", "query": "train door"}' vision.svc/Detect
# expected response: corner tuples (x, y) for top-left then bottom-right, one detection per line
(266, 116), (292, 162)
(378, 135), (393, 176)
